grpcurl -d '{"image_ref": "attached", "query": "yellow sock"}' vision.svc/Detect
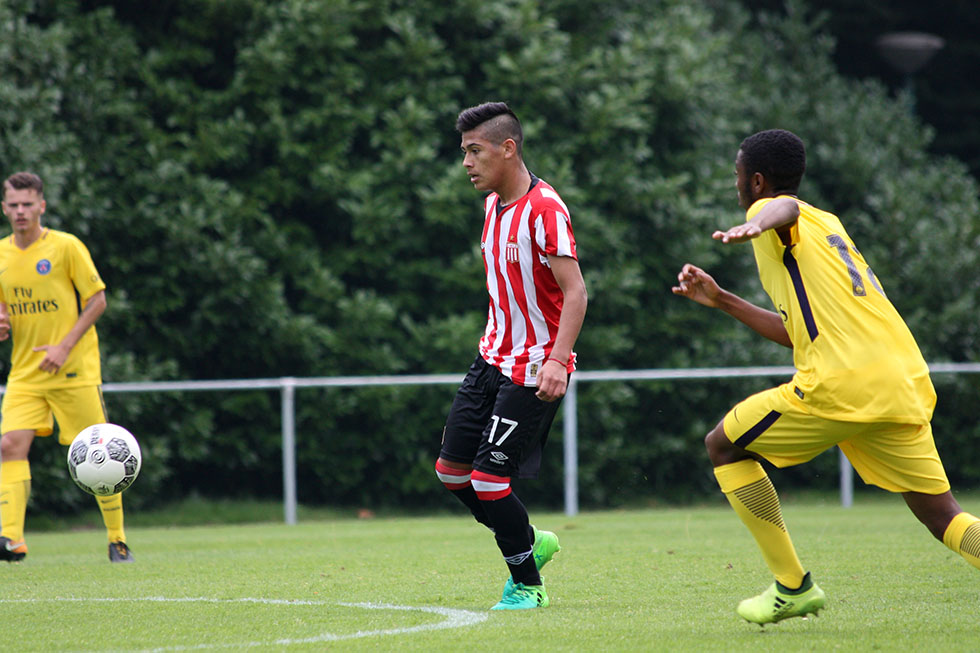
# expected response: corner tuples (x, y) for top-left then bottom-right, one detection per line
(0, 460), (32, 543)
(96, 493), (126, 543)
(715, 460), (806, 589)
(942, 511), (980, 570)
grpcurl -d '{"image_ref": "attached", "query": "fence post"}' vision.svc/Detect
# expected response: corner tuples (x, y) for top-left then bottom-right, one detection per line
(839, 447), (853, 508)
(563, 376), (579, 516)
(281, 377), (298, 525)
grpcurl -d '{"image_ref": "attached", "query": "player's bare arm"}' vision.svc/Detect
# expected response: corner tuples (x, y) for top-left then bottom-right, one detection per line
(536, 255), (587, 402)
(713, 197), (800, 243)
(34, 289), (107, 373)
(0, 301), (9, 341)
(672, 263), (725, 308)
(672, 264), (791, 348)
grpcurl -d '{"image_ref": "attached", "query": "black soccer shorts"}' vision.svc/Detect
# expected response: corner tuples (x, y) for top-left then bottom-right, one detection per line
(439, 355), (562, 479)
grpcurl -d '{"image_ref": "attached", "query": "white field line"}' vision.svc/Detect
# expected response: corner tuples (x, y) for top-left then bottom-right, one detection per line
(0, 597), (488, 651)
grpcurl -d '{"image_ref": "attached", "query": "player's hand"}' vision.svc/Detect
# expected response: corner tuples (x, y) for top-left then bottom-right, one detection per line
(712, 221), (762, 243)
(33, 343), (71, 374)
(535, 359), (568, 402)
(0, 310), (9, 342)
(671, 263), (724, 308)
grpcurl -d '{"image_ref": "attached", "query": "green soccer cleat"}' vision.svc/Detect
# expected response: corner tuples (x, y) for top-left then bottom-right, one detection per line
(108, 541), (134, 563)
(532, 527), (561, 569)
(736, 573), (826, 625)
(0, 536), (27, 562)
(502, 525), (561, 598)
(491, 583), (549, 610)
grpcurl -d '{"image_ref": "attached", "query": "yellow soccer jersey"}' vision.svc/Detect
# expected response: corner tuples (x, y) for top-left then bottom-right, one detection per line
(748, 197), (935, 424)
(0, 228), (106, 389)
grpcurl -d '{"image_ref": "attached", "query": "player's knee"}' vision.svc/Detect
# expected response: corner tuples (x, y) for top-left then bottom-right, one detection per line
(435, 459), (472, 491)
(470, 469), (512, 501)
(0, 431), (30, 459)
(705, 423), (742, 466)
(704, 422), (724, 456)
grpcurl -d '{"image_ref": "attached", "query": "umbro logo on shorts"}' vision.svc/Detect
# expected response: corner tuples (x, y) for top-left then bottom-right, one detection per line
(491, 451), (509, 462)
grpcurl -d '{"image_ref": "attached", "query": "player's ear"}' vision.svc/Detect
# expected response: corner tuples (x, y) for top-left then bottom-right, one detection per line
(502, 138), (517, 158)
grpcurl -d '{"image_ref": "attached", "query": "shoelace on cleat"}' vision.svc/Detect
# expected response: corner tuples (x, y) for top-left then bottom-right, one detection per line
(500, 586), (542, 606)
(500, 589), (530, 604)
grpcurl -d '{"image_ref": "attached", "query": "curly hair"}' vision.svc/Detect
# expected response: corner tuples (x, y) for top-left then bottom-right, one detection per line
(739, 129), (806, 194)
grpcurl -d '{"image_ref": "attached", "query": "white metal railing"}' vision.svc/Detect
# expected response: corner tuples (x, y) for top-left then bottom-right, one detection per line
(6, 362), (978, 522)
(565, 363), (980, 515)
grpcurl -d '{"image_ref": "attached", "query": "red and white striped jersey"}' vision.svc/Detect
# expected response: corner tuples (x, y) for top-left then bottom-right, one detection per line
(478, 176), (578, 386)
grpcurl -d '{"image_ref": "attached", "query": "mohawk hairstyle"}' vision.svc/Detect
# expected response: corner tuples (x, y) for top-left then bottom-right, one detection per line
(739, 129), (806, 194)
(3, 171), (44, 197)
(456, 101), (524, 156)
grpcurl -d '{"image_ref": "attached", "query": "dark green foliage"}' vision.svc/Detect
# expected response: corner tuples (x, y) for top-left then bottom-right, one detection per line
(1, 0), (977, 517)
(752, 0), (980, 180)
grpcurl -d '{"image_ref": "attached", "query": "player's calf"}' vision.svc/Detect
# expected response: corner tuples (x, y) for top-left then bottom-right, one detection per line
(436, 460), (494, 529)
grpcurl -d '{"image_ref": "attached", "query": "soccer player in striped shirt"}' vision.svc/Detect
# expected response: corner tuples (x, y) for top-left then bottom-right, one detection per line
(673, 129), (980, 625)
(435, 102), (588, 610)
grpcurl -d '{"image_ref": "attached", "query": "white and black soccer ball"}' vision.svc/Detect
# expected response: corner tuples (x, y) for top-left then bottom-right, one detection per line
(67, 423), (142, 496)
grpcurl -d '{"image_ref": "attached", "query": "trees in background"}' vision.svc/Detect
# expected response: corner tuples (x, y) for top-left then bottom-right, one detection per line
(1, 0), (977, 514)
(753, 0), (980, 181)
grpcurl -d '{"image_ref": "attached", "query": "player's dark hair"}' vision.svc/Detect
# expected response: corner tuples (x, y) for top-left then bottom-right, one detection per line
(3, 171), (44, 198)
(739, 129), (806, 194)
(456, 102), (524, 156)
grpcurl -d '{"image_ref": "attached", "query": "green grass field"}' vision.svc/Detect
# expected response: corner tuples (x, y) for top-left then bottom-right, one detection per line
(3, 494), (979, 652)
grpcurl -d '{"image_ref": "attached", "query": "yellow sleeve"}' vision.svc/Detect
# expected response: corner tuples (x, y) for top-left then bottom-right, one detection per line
(66, 235), (106, 301)
(746, 197), (800, 253)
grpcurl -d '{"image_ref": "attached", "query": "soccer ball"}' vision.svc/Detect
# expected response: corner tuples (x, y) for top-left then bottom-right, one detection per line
(67, 423), (142, 496)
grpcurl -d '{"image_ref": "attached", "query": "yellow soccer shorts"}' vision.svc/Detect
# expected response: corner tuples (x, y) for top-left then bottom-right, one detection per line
(722, 382), (950, 494)
(1, 385), (108, 445)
